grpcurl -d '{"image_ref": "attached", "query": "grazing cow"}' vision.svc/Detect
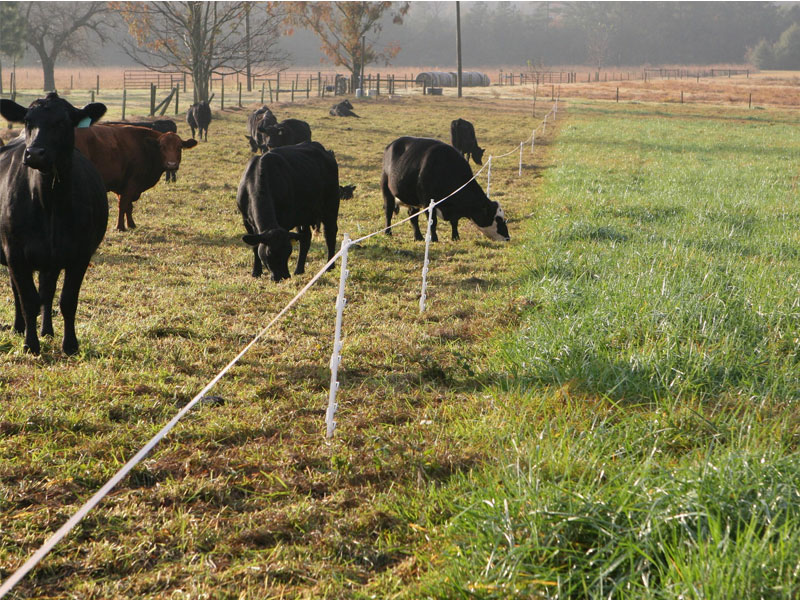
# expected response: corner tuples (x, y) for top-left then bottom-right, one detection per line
(381, 136), (509, 242)
(339, 184), (356, 200)
(237, 141), (339, 282)
(450, 118), (485, 165)
(262, 118), (312, 150)
(246, 105), (278, 153)
(0, 93), (108, 355)
(329, 100), (359, 118)
(187, 101), (211, 141)
(101, 119), (178, 134)
(75, 125), (198, 230)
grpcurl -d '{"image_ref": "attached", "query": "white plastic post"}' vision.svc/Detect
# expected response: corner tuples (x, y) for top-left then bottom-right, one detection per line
(518, 141), (523, 176)
(419, 201), (434, 313)
(531, 130), (535, 153)
(326, 234), (350, 439)
(486, 155), (492, 198)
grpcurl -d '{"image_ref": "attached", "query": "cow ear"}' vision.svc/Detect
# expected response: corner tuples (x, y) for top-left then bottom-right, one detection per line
(183, 138), (198, 149)
(75, 102), (107, 126)
(242, 233), (267, 246)
(0, 99), (27, 123)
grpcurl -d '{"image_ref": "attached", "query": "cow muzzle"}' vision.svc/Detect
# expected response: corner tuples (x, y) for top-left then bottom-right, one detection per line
(23, 147), (51, 171)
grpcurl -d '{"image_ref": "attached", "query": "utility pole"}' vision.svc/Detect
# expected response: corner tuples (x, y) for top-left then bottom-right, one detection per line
(456, 1), (463, 98)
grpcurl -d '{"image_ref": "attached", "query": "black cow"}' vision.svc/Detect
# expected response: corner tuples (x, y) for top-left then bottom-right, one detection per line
(450, 118), (485, 165)
(101, 119), (178, 134)
(246, 105), (278, 153)
(187, 101), (212, 141)
(339, 184), (356, 200)
(237, 141), (340, 282)
(262, 119), (312, 150)
(0, 93), (109, 355)
(381, 136), (509, 243)
(329, 100), (359, 118)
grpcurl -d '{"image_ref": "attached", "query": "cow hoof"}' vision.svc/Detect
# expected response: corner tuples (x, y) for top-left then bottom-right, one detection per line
(62, 339), (79, 356)
(23, 341), (41, 355)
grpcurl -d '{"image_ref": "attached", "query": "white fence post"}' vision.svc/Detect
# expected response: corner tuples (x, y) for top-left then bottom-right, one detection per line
(487, 155), (492, 198)
(326, 234), (350, 439)
(518, 142), (523, 176)
(531, 130), (535, 153)
(419, 201), (434, 313)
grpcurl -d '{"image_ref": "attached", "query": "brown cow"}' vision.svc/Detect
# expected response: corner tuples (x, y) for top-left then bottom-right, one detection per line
(74, 125), (197, 231)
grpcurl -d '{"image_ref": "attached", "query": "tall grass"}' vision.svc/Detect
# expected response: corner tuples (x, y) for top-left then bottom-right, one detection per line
(412, 100), (800, 599)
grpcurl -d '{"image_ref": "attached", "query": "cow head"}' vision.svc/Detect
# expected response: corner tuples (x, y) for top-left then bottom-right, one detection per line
(475, 201), (510, 241)
(155, 132), (197, 182)
(242, 228), (301, 282)
(263, 124), (286, 149)
(339, 184), (356, 200)
(472, 146), (486, 165)
(0, 93), (106, 174)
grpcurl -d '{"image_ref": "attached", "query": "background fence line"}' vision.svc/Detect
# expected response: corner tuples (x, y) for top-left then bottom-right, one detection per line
(0, 101), (558, 598)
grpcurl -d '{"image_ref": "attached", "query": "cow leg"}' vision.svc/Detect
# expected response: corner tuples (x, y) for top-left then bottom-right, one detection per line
(450, 220), (460, 241)
(10, 275), (25, 335)
(381, 172), (395, 236)
(8, 266), (41, 354)
(115, 194), (127, 231)
(122, 189), (139, 230)
(59, 263), (88, 356)
(429, 207), (439, 242)
(294, 226), (312, 275)
(322, 219), (338, 272)
(409, 209), (425, 241)
(38, 269), (60, 338)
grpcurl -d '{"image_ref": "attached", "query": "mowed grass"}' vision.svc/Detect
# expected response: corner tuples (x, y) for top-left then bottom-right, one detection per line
(410, 101), (800, 598)
(0, 94), (550, 598)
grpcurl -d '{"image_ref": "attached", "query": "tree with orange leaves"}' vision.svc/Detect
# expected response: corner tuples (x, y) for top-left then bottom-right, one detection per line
(284, 2), (409, 88)
(113, 1), (287, 104)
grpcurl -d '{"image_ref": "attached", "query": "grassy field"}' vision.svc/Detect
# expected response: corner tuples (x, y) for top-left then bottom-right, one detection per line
(2, 89), (800, 598)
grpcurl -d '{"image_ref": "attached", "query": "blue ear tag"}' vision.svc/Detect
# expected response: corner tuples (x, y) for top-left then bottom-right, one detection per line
(76, 116), (92, 128)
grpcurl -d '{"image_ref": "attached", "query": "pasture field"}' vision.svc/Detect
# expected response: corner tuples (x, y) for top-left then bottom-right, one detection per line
(0, 93), (551, 598)
(2, 91), (800, 599)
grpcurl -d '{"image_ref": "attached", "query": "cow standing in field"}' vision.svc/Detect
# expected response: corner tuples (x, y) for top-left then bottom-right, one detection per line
(74, 125), (198, 230)
(237, 141), (340, 282)
(0, 93), (109, 355)
(262, 119), (312, 150)
(187, 101), (211, 141)
(246, 105), (278, 153)
(450, 118), (485, 165)
(381, 136), (509, 242)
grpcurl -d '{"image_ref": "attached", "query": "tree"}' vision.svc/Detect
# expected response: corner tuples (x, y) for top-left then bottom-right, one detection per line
(21, 1), (110, 92)
(0, 3), (26, 94)
(114, 1), (287, 103)
(284, 2), (409, 87)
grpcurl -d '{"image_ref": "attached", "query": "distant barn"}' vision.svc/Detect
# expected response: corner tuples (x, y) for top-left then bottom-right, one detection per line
(415, 71), (490, 87)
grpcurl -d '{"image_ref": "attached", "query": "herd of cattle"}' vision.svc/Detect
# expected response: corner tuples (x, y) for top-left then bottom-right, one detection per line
(0, 92), (508, 356)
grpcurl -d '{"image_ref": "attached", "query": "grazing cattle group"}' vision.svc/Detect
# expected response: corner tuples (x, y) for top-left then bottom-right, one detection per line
(0, 91), (511, 355)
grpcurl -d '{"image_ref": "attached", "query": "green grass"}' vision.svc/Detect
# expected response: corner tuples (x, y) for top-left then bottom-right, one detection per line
(3, 95), (800, 598)
(407, 100), (800, 599)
